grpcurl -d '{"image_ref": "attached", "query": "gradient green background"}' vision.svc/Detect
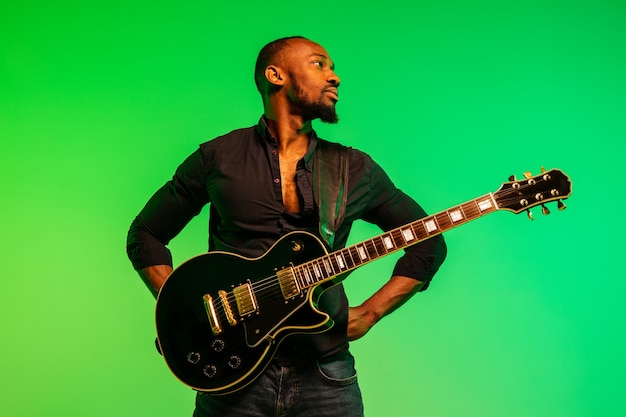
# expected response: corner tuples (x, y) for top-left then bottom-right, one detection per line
(2, 1), (624, 416)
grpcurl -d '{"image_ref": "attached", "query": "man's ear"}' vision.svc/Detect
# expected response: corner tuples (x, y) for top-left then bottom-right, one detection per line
(265, 65), (285, 87)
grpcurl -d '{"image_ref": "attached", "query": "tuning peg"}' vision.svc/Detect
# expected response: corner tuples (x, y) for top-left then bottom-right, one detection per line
(541, 204), (550, 215)
(524, 172), (533, 179)
(558, 200), (567, 211)
(509, 174), (516, 181)
(526, 209), (534, 221)
(540, 166), (547, 173)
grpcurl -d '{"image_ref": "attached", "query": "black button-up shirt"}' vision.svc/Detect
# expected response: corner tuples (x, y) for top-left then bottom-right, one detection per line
(127, 117), (446, 358)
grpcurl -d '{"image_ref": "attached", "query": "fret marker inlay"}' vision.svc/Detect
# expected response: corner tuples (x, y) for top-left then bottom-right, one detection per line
(478, 199), (493, 211)
(336, 254), (345, 269)
(425, 219), (438, 233)
(450, 209), (463, 222)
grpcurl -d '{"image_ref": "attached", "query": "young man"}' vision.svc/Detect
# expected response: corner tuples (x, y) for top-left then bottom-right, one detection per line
(127, 36), (447, 417)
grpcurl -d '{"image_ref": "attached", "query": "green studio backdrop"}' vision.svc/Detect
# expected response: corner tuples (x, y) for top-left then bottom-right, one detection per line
(1, 1), (624, 416)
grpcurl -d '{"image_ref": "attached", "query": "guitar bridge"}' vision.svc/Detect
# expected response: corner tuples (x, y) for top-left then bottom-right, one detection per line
(218, 290), (238, 326)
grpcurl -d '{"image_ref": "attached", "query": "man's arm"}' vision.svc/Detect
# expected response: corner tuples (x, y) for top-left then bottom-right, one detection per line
(137, 265), (173, 299)
(127, 149), (210, 297)
(345, 155), (447, 340)
(347, 275), (424, 341)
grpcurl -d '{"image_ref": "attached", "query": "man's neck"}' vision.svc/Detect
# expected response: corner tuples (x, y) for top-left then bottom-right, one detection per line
(264, 109), (312, 156)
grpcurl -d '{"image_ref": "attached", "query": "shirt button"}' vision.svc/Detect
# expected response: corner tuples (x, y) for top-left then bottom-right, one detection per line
(271, 150), (277, 155)
(274, 178), (280, 183)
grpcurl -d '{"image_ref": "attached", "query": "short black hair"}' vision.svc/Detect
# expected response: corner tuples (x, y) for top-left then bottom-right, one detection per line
(254, 36), (307, 94)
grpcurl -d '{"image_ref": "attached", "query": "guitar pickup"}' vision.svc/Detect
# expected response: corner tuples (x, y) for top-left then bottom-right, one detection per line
(234, 282), (258, 317)
(277, 266), (301, 299)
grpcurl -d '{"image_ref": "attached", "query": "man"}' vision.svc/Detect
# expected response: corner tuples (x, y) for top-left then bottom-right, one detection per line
(127, 36), (446, 416)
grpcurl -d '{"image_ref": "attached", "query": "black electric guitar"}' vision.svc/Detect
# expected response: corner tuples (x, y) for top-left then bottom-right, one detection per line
(155, 168), (572, 394)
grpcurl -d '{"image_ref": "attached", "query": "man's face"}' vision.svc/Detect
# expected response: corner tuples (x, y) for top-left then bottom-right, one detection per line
(282, 39), (341, 123)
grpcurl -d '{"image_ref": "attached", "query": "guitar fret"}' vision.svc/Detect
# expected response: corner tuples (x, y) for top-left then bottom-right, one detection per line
(412, 222), (428, 240)
(423, 217), (439, 234)
(344, 248), (357, 268)
(401, 227), (415, 243)
(373, 236), (388, 256)
(356, 245), (369, 261)
(310, 263), (320, 282)
(365, 240), (379, 260)
(464, 200), (481, 220)
(346, 247), (358, 266)
(335, 253), (346, 270)
(303, 265), (314, 285)
(477, 197), (494, 213)
(435, 212), (453, 232)
(323, 256), (335, 276)
(391, 229), (405, 248)
(312, 260), (323, 279)
(331, 255), (343, 273)
(448, 206), (465, 223)
(311, 262), (322, 281)
(383, 234), (395, 251)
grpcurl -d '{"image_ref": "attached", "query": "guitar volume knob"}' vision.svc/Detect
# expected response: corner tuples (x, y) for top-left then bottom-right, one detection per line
(203, 364), (218, 378)
(228, 355), (242, 369)
(211, 339), (225, 352)
(187, 352), (201, 365)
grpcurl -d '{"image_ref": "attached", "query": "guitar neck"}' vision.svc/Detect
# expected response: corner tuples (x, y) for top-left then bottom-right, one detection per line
(292, 193), (498, 289)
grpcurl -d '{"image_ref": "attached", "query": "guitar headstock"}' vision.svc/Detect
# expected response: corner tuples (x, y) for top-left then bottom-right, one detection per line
(494, 168), (572, 219)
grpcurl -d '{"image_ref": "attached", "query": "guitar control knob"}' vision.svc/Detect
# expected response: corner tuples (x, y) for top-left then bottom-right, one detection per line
(203, 364), (218, 378)
(211, 339), (225, 352)
(228, 355), (242, 369)
(187, 352), (201, 365)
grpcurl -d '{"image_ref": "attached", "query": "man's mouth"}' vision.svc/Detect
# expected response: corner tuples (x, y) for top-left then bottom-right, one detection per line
(324, 88), (339, 101)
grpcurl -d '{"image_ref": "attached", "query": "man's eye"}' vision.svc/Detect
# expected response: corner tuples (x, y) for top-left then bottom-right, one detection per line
(312, 61), (323, 68)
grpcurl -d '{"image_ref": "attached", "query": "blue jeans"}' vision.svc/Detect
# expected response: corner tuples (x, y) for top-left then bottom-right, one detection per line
(193, 350), (364, 417)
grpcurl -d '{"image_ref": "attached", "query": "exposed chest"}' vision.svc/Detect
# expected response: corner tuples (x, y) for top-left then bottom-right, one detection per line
(280, 160), (301, 213)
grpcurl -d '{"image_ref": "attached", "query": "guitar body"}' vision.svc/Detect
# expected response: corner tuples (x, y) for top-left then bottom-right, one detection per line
(155, 231), (334, 394)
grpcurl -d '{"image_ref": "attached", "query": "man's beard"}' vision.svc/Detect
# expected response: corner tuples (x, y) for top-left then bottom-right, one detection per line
(292, 79), (339, 124)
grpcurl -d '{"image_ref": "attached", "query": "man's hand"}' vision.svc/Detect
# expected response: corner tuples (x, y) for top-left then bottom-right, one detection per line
(347, 305), (378, 341)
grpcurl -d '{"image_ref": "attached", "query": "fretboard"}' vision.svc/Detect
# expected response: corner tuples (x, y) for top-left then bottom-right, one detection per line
(292, 193), (499, 289)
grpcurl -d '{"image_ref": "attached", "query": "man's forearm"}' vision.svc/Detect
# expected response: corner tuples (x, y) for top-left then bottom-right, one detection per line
(137, 265), (173, 298)
(347, 275), (424, 341)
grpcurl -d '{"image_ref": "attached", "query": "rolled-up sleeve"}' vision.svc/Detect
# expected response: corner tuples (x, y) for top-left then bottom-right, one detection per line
(126, 148), (210, 270)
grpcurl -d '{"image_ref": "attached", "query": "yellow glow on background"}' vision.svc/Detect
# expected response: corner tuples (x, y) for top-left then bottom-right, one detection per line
(1, 1), (624, 416)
